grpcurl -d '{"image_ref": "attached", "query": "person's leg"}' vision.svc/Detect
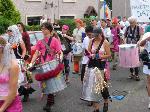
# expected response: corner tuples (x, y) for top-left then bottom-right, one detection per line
(43, 94), (54, 112)
(101, 87), (110, 112)
(112, 52), (118, 70)
(93, 102), (100, 112)
(147, 76), (150, 108)
(134, 67), (140, 81)
(64, 58), (70, 83)
(129, 68), (135, 79)
(81, 64), (86, 83)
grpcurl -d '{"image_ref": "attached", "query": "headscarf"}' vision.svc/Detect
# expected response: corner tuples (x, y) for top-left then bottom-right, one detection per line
(112, 17), (119, 24)
(7, 25), (22, 44)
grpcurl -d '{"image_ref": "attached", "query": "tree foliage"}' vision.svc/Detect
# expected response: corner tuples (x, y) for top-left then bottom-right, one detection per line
(0, 0), (21, 24)
(105, 0), (112, 10)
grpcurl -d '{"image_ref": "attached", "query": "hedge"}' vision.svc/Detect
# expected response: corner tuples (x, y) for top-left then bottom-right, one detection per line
(0, 18), (91, 34)
(0, 16), (13, 34)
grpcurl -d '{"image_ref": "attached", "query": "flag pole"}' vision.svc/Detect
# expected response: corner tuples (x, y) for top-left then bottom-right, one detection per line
(98, 0), (101, 20)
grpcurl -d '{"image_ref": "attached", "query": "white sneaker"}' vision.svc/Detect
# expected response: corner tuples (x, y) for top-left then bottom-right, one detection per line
(148, 103), (150, 109)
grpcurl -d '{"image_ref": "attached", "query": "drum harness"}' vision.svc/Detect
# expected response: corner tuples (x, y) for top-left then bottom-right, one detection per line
(41, 37), (53, 62)
(126, 26), (140, 44)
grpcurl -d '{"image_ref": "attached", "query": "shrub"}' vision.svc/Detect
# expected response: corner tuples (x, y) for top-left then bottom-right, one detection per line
(58, 19), (76, 34)
(0, 0), (21, 23)
(0, 16), (13, 34)
(24, 18), (91, 33)
(25, 25), (41, 31)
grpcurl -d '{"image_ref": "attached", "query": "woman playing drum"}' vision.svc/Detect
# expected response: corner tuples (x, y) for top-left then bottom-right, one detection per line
(81, 28), (111, 112)
(30, 22), (65, 112)
(124, 16), (143, 81)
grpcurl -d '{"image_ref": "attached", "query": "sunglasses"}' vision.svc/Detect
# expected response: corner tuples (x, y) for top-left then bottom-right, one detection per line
(7, 30), (12, 32)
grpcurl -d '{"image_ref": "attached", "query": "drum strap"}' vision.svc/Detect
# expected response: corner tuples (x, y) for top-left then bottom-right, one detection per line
(91, 38), (104, 54)
(41, 37), (53, 61)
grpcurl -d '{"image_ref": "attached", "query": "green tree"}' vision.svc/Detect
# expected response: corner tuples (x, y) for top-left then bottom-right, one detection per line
(0, 16), (13, 34)
(105, 0), (112, 10)
(0, 0), (21, 23)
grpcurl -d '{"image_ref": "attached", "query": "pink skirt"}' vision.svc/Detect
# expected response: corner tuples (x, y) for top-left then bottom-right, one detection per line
(0, 96), (22, 112)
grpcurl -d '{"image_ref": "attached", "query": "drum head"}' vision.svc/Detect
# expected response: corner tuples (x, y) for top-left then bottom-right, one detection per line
(119, 44), (137, 49)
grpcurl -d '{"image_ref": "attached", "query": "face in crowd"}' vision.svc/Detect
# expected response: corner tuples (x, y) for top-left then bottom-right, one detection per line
(91, 19), (97, 27)
(101, 19), (107, 28)
(41, 22), (53, 37)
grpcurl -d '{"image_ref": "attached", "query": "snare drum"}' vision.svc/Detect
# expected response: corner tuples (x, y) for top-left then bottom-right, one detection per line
(72, 43), (83, 56)
(35, 60), (67, 94)
(119, 44), (140, 68)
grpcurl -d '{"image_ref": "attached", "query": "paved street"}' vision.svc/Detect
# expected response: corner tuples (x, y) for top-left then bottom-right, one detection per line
(23, 65), (149, 112)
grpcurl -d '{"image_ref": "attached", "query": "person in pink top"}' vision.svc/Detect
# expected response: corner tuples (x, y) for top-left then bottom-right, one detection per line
(111, 17), (121, 70)
(30, 22), (63, 112)
(0, 37), (22, 112)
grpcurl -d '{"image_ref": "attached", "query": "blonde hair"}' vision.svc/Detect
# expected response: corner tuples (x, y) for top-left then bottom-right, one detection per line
(128, 16), (137, 23)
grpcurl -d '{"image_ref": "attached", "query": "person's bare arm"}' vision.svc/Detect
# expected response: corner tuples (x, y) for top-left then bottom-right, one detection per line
(20, 41), (26, 58)
(0, 60), (19, 112)
(30, 50), (39, 64)
(101, 40), (111, 59)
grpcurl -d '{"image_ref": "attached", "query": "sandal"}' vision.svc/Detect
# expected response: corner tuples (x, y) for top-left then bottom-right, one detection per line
(135, 75), (140, 81)
(128, 74), (135, 79)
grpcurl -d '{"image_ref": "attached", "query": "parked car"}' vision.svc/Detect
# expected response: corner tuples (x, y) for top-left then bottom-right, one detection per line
(28, 31), (44, 65)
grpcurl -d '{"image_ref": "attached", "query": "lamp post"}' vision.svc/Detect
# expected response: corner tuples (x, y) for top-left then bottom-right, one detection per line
(44, 1), (58, 23)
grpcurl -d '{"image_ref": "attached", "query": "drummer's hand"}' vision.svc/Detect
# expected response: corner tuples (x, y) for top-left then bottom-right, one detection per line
(136, 41), (140, 47)
(28, 63), (33, 68)
(91, 54), (96, 59)
(21, 55), (25, 59)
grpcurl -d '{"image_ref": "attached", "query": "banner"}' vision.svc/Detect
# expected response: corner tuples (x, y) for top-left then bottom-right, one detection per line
(130, 0), (150, 22)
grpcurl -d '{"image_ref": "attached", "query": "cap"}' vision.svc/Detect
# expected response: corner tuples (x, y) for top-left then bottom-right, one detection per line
(90, 16), (97, 21)
(62, 25), (69, 30)
(112, 17), (119, 24)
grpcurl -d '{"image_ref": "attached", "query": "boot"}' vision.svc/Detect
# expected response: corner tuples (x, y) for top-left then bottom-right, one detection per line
(22, 94), (29, 102)
(43, 104), (51, 112)
(103, 103), (108, 112)
(93, 109), (99, 112)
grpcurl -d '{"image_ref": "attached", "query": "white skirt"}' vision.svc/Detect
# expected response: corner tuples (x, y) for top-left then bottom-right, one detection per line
(143, 65), (150, 75)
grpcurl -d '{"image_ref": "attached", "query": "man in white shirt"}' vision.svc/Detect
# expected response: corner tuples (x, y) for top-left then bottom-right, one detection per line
(101, 19), (112, 43)
(40, 15), (47, 25)
(81, 26), (93, 83)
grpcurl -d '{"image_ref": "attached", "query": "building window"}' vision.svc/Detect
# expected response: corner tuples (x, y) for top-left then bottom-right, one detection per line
(26, 16), (42, 25)
(26, 0), (42, 1)
(63, 0), (76, 3)
(60, 16), (75, 19)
